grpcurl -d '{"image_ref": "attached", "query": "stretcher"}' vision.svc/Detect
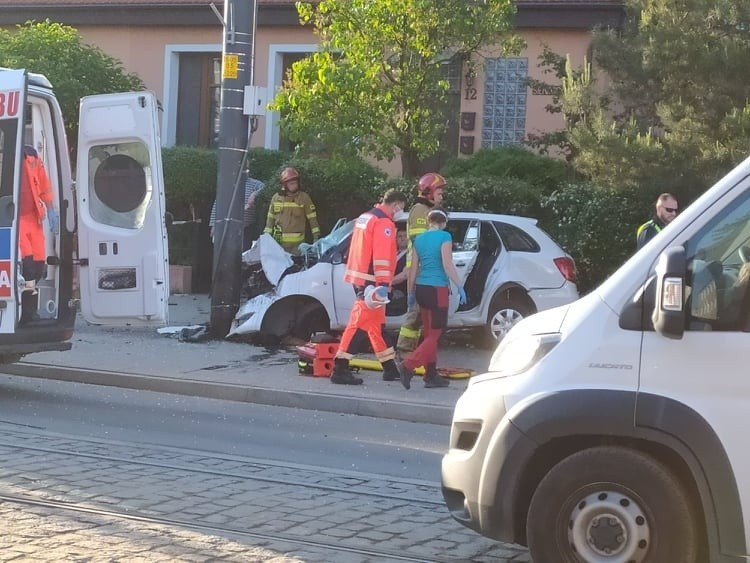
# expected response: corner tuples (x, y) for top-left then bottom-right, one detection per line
(349, 358), (475, 380)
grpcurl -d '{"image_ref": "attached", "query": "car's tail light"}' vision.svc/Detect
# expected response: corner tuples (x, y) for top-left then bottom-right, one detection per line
(554, 256), (577, 283)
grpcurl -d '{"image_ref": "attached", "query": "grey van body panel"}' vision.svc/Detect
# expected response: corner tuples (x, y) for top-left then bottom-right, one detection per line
(478, 390), (746, 560)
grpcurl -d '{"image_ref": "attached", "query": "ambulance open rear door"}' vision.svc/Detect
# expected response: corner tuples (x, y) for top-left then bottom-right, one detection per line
(76, 91), (169, 326)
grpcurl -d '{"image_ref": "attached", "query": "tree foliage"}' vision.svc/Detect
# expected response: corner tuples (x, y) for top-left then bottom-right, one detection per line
(271, 0), (523, 177)
(0, 20), (144, 146)
(558, 0), (750, 203)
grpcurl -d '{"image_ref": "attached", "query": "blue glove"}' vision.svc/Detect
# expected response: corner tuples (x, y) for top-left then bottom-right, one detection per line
(47, 207), (59, 234)
(458, 286), (467, 305)
(407, 292), (416, 310)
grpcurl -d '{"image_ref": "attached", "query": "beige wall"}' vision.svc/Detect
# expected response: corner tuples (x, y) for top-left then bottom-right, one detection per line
(72, 24), (592, 175)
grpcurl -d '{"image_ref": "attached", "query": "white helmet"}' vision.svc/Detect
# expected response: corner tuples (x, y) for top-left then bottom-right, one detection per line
(364, 285), (390, 309)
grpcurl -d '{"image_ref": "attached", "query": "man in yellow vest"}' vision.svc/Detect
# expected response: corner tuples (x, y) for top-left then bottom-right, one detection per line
(636, 193), (678, 250)
(264, 167), (321, 254)
(396, 172), (446, 355)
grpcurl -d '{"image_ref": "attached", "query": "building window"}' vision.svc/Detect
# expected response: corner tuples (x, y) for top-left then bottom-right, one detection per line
(176, 53), (221, 148)
(481, 57), (528, 148)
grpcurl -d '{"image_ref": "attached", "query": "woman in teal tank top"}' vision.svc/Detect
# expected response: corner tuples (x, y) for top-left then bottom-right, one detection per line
(397, 209), (467, 389)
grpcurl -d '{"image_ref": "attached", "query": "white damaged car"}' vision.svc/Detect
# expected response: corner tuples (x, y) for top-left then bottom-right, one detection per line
(229, 211), (579, 346)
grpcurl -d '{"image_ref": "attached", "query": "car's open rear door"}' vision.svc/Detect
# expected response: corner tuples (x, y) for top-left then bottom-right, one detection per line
(76, 91), (169, 326)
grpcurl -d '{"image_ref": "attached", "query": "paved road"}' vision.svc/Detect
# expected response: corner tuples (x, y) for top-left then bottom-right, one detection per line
(0, 380), (531, 562)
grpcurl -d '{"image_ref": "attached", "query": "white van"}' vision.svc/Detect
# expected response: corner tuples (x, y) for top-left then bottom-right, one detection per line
(441, 156), (750, 561)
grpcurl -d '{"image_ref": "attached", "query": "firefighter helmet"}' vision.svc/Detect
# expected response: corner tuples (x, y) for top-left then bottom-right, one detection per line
(280, 167), (300, 186)
(418, 172), (447, 200)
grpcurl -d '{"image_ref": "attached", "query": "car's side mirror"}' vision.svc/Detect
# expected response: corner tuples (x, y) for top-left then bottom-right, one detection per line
(331, 251), (343, 265)
(653, 246), (686, 340)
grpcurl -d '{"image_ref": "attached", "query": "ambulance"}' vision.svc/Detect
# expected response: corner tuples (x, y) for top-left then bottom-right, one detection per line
(0, 68), (169, 362)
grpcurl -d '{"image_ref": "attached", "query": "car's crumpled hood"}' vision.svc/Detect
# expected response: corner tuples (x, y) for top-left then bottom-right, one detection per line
(241, 233), (293, 286)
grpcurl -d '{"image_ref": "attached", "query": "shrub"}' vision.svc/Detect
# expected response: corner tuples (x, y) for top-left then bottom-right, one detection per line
(541, 183), (649, 293)
(442, 145), (572, 192)
(246, 148), (290, 184)
(442, 176), (553, 223)
(161, 146), (217, 219)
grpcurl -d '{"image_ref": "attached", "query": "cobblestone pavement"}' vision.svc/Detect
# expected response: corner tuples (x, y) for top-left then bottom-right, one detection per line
(0, 425), (530, 562)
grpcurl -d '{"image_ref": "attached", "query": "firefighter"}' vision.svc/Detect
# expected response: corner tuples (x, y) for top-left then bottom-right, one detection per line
(331, 189), (408, 385)
(263, 167), (321, 254)
(396, 172), (446, 355)
(19, 146), (58, 323)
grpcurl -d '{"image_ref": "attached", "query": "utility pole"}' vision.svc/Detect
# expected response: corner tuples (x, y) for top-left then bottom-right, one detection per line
(210, 0), (254, 337)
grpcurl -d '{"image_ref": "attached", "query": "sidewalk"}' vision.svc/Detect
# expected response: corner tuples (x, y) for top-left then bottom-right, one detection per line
(3, 294), (494, 425)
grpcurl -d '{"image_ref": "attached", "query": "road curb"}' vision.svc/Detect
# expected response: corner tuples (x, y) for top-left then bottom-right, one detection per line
(3, 362), (453, 425)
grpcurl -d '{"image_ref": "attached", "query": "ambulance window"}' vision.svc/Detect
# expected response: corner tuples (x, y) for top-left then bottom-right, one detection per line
(88, 141), (151, 230)
(684, 188), (750, 331)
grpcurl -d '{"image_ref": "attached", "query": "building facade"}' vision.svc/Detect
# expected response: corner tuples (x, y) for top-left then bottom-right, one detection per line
(0, 0), (623, 175)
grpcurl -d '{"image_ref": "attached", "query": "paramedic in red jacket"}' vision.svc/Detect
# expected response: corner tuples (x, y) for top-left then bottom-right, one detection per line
(331, 189), (407, 385)
(19, 146), (58, 322)
(20, 146), (57, 287)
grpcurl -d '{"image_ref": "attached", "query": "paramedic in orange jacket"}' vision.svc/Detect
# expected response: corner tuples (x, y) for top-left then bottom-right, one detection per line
(19, 146), (58, 323)
(20, 146), (57, 287)
(331, 189), (407, 385)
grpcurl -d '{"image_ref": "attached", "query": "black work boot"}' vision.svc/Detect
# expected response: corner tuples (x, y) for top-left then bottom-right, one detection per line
(396, 360), (414, 390)
(19, 290), (40, 325)
(381, 359), (399, 381)
(330, 358), (363, 385)
(424, 364), (449, 388)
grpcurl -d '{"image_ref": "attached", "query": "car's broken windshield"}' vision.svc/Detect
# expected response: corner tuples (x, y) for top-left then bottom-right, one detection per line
(314, 218), (355, 261)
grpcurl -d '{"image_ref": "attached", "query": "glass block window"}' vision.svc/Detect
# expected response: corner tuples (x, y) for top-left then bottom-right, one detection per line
(482, 57), (528, 148)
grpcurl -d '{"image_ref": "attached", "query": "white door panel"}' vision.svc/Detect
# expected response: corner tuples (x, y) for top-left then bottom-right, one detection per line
(77, 91), (169, 326)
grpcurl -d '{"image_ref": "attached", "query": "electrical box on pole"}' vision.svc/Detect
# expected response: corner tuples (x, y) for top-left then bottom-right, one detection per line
(210, 0), (255, 337)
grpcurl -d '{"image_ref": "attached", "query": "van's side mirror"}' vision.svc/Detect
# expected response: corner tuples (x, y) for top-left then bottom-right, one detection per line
(653, 246), (686, 339)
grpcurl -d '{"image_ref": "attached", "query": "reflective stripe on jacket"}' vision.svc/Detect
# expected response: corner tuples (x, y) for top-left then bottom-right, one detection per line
(344, 205), (397, 287)
(406, 199), (432, 267)
(636, 217), (664, 250)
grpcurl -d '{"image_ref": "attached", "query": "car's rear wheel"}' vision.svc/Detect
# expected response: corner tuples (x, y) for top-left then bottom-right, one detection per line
(527, 446), (699, 563)
(482, 294), (532, 347)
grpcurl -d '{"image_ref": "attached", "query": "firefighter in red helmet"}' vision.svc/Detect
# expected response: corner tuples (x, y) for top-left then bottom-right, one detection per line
(263, 166), (321, 254)
(396, 172), (446, 355)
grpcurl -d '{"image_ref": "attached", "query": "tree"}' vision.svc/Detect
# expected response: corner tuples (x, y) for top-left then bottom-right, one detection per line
(557, 0), (750, 201)
(0, 20), (144, 148)
(271, 0), (523, 177)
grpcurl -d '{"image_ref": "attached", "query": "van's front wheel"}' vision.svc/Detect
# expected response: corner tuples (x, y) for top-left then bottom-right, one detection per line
(527, 446), (698, 563)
